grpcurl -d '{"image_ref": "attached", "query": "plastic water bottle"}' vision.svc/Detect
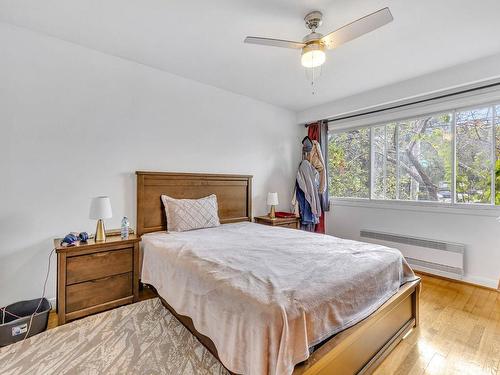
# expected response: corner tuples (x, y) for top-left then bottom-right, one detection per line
(121, 216), (130, 239)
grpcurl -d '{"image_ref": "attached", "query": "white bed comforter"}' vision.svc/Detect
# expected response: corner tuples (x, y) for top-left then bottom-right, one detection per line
(141, 222), (416, 375)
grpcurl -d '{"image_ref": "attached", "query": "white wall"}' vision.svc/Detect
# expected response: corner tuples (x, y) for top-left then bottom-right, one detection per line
(297, 54), (500, 289)
(0, 23), (302, 307)
(297, 52), (500, 124)
(328, 202), (500, 288)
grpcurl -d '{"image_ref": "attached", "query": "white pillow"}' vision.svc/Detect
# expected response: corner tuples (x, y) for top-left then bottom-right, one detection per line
(161, 194), (220, 232)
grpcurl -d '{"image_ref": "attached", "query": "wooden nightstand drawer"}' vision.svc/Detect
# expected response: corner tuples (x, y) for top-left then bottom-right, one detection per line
(281, 222), (299, 229)
(66, 247), (133, 285)
(56, 235), (140, 324)
(66, 272), (133, 313)
(254, 216), (300, 229)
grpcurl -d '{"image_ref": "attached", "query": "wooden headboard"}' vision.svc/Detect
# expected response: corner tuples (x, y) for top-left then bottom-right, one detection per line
(136, 171), (253, 235)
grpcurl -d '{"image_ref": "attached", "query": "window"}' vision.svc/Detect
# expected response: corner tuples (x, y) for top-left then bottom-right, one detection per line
(328, 101), (500, 206)
(397, 114), (452, 202)
(328, 128), (370, 198)
(496, 105), (500, 204)
(372, 123), (397, 200)
(455, 107), (493, 204)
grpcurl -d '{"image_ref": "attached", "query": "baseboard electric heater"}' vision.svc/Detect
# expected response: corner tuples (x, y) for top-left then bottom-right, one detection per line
(360, 230), (465, 277)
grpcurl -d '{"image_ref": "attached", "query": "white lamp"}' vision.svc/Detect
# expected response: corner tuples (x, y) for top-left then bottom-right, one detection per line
(267, 192), (279, 219)
(89, 196), (112, 242)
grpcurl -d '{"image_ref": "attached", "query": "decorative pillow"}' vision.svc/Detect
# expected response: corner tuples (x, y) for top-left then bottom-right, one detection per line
(161, 194), (220, 232)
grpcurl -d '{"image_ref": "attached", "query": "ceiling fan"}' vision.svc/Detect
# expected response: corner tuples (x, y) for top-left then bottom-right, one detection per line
(244, 7), (393, 69)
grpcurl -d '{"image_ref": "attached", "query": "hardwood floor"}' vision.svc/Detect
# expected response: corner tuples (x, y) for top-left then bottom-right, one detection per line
(47, 275), (499, 374)
(374, 273), (500, 375)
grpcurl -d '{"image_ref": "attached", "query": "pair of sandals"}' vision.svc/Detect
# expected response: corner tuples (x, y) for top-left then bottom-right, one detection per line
(60, 232), (89, 246)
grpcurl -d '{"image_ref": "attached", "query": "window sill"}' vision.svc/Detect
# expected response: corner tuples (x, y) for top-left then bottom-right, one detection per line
(329, 197), (500, 217)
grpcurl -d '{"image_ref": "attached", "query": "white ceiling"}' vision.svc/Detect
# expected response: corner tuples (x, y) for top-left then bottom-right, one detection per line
(1, 0), (500, 111)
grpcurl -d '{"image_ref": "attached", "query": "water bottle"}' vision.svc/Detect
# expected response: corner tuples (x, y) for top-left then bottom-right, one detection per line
(121, 216), (130, 239)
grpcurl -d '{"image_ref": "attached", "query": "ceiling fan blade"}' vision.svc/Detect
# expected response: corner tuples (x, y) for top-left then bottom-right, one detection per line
(244, 37), (306, 49)
(320, 7), (393, 49)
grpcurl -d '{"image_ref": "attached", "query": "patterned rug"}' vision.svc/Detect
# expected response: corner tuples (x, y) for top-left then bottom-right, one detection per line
(0, 298), (229, 375)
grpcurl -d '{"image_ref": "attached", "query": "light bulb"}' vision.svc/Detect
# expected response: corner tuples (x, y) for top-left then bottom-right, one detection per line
(301, 44), (326, 68)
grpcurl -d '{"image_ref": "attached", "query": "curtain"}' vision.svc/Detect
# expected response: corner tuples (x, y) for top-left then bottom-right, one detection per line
(307, 120), (329, 233)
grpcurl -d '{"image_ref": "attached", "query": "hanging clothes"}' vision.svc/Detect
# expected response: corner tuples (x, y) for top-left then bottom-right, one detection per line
(302, 136), (313, 154)
(291, 135), (323, 232)
(296, 159), (321, 220)
(295, 182), (315, 231)
(306, 140), (326, 194)
(292, 159), (321, 231)
(307, 121), (329, 234)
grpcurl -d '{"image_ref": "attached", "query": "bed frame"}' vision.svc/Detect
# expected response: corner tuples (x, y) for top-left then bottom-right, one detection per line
(136, 171), (421, 375)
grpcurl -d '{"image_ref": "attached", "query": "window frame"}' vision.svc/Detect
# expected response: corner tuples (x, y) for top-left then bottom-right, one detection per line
(328, 99), (500, 214)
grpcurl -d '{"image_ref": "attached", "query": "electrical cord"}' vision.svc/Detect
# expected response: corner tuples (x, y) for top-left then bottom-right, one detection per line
(1, 309), (23, 322)
(22, 248), (55, 341)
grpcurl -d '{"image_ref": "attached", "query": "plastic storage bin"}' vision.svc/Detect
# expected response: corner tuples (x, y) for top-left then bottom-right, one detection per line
(0, 298), (51, 347)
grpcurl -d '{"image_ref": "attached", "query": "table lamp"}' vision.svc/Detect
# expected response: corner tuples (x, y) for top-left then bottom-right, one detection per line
(267, 192), (279, 219)
(89, 196), (112, 242)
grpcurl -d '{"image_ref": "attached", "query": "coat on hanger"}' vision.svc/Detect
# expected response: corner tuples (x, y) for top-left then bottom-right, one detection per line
(306, 140), (326, 194)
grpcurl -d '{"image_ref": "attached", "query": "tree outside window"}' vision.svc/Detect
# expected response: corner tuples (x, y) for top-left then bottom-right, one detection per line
(328, 102), (500, 206)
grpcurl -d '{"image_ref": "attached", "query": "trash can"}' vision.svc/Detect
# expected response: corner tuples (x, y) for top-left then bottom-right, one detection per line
(0, 298), (51, 347)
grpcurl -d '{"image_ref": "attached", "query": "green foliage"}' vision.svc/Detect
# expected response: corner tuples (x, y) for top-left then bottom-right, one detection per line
(495, 159), (500, 205)
(455, 108), (493, 204)
(397, 116), (451, 201)
(328, 128), (370, 198)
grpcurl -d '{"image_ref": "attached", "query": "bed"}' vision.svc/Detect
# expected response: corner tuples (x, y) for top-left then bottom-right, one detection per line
(136, 171), (421, 375)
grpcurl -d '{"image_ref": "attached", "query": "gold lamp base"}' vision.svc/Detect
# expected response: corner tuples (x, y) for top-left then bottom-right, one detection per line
(95, 219), (106, 242)
(268, 205), (276, 219)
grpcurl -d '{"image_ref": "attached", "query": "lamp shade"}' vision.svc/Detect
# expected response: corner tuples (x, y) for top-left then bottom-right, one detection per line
(266, 192), (279, 206)
(89, 196), (113, 219)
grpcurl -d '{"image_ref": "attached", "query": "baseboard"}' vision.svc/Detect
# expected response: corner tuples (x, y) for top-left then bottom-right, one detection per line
(415, 270), (499, 292)
(409, 264), (463, 281)
(464, 275), (500, 291)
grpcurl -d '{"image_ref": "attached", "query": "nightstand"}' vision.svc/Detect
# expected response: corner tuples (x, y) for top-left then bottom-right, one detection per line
(55, 235), (140, 325)
(254, 215), (300, 229)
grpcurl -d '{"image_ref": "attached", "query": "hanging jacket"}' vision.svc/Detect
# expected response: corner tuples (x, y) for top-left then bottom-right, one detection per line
(295, 182), (316, 225)
(296, 160), (322, 219)
(306, 140), (327, 194)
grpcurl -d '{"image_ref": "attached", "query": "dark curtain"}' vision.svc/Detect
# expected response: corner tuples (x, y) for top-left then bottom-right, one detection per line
(307, 120), (329, 233)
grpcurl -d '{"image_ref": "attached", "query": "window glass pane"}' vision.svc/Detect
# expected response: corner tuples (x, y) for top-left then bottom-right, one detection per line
(456, 107), (493, 204)
(496, 105), (500, 205)
(385, 124), (398, 199)
(372, 126), (385, 199)
(372, 124), (397, 199)
(398, 114), (452, 202)
(328, 128), (370, 198)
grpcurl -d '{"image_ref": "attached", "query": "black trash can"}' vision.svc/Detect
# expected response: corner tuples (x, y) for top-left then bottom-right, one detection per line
(0, 298), (51, 347)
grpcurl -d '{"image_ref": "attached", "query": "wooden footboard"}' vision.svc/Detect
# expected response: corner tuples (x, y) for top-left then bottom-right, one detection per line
(293, 279), (421, 375)
(148, 279), (420, 375)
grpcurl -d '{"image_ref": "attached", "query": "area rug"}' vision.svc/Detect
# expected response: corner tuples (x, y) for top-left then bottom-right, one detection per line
(0, 298), (229, 375)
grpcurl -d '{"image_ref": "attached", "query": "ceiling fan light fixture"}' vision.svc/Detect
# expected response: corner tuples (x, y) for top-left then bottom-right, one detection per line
(244, 7), (393, 93)
(301, 43), (326, 68)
